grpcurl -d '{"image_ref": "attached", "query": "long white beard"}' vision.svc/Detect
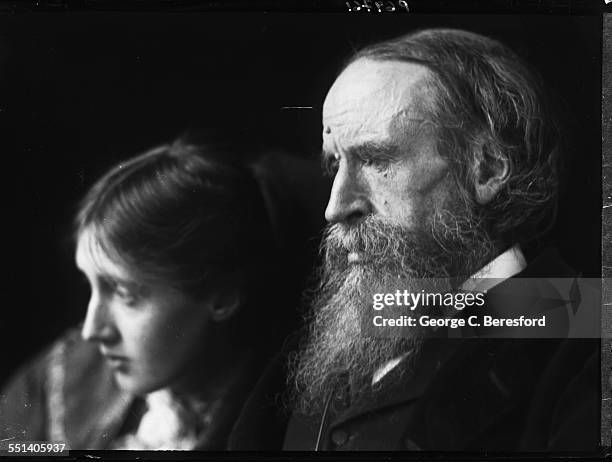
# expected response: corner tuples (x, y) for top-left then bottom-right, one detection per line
(288, 261), (426, 415)
(289, 208), (496, 415)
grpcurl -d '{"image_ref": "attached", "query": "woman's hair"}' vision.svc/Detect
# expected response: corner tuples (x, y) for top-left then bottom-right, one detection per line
(75, 139), (276, 302)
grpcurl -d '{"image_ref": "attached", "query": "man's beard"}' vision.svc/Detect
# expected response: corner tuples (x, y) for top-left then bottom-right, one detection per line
(287, 197), (497, 416)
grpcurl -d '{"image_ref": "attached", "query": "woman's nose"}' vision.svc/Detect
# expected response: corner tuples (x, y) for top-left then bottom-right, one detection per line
(81, 293), (118, 343)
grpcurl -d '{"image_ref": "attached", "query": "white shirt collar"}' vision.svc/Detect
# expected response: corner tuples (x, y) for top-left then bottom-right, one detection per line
(371, 351), (412, 386)
(371, 245), (527, 386)
(460, 244), (527, 292)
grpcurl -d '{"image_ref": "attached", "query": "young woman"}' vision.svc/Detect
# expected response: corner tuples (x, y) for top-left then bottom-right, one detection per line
(0, 139), (285, 450)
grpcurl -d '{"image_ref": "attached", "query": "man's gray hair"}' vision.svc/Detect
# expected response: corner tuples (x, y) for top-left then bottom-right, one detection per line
(350, 28), (563, 245)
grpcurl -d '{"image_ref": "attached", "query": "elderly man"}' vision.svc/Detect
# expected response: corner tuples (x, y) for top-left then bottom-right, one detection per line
(230, 28), (599, 452)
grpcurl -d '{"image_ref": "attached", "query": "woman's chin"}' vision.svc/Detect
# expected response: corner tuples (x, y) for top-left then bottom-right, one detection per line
(112, 370), (166, 396)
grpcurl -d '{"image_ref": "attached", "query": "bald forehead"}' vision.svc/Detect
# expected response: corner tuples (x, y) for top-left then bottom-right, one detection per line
(323, 58), (435, 125)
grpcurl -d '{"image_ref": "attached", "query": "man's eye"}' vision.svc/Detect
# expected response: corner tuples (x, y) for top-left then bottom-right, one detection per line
(322, 155), (340, 176)
(361, 156), (389, 172)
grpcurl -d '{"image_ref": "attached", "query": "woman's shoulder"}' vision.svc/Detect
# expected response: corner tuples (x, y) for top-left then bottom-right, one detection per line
(0, 328), (81, 442)
(0, 327), (132, 448)
(1, 327), (98, 393)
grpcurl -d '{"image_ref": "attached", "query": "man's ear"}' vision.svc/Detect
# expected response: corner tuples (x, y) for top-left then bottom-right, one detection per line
(472, 142), (510, 205)
(206, 289), (243, 322)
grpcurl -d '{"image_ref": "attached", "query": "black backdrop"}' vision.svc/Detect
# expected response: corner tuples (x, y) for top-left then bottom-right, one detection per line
(1, 13), (601, 381)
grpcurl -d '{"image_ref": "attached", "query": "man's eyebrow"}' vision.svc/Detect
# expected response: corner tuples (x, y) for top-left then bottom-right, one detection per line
(348, 141), (399, 160)
(321, 141), (399, 160)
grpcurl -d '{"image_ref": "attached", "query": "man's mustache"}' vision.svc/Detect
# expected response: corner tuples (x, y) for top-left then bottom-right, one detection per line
(323, 216), (417, 265)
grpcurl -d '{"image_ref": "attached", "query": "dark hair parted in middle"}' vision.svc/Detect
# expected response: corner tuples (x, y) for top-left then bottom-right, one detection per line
(350, 28), (564, 245)
(75, 140), (275, 301)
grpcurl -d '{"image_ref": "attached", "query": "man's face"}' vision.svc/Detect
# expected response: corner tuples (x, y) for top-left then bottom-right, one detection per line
(76, 228), (212, 396)
(322, 58), (451, 239)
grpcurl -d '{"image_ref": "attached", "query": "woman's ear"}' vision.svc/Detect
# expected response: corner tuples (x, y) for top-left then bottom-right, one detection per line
(472, 142), (510, 205)
(206, 290), (243, 322)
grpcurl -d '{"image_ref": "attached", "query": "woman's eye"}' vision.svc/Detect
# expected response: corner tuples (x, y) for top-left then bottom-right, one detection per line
(114, 284), (138, 305)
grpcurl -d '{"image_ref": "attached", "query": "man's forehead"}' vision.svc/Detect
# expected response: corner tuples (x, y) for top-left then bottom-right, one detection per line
(322, 58), (434, 126)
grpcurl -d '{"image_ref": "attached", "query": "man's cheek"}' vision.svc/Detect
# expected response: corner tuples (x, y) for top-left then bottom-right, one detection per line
(375, 185), (420, 227)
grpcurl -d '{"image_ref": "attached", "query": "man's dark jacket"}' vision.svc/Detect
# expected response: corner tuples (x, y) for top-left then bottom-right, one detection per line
(228, 249), (600, 451)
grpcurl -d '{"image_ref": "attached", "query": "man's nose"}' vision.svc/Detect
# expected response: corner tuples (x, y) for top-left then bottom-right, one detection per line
(81, 294), (118, 343)
(325, 163), (371, 224)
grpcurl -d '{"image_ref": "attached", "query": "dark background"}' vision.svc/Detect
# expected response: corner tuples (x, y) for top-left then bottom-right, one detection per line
(0, 13), (601, 381)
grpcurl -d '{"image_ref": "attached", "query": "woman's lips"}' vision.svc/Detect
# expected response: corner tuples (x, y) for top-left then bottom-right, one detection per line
(100, 349), (128, 365)
(103, 355), (129, 371)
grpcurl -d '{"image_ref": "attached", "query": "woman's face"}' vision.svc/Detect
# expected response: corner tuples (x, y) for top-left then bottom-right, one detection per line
(75, 228), (212, 396)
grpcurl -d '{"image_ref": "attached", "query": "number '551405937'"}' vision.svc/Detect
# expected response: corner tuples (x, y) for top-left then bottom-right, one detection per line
(5, 442), (67, 454)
